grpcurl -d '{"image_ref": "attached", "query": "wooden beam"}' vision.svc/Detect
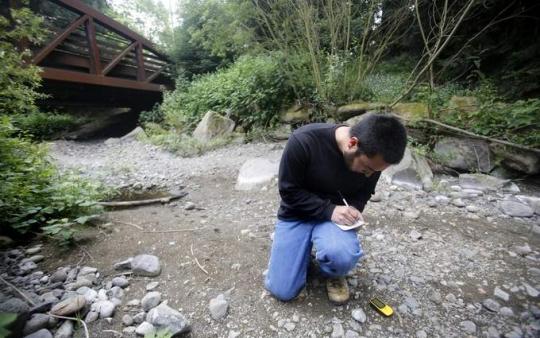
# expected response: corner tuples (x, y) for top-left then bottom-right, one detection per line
(135, 42), (145, 81)
(102, 41), (137, 75)
(49, 0), (168, 60)
(85, 17), (101, 74)
(145, 64), (166, 83)
(40, 67), (164, 92)
(32, 14), (88, 64)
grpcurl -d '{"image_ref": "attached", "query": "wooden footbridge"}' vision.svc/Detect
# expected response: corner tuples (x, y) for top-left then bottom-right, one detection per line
(23, 0), (173, 108)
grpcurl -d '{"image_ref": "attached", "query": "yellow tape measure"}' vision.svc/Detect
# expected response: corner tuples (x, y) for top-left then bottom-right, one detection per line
(370, 297), (394, 317)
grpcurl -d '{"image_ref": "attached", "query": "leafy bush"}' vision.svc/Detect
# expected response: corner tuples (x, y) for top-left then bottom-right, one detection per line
(139, 104), (165, 125)
(0, 118), (108, 242)
(10, 112), (84, 140)
(0, 5), (44, 115)
(161, 54), (293, 131)
(141, 122), (236, 157)
(364, 73), (410, 103)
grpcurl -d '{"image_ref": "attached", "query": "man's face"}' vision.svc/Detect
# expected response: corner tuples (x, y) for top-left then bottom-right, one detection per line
(343, 137), (390, 177)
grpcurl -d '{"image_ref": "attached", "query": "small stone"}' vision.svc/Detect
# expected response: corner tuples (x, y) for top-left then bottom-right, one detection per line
(284, 322), (296, 331)
(135, 322), (155, 336)
(146, 302), (190, 335)
(451, 198), (466, 207)
(26, 246), (42, 255)
(111, 276), (129, 288)
(23, 329), (53, 338)
(345, 330), (360, 338)
(50, 270), (68, 283)
(132, 312), (145, 324)
(91, 300), (116, 318)
(141, 292), (161, 311)
(404, 211), (420, 219)
(126, 299), (140, 307)
(494, 287), (510, 302)
(416, 330), (427, 338)
(486, 327), (500, 338)
(28, 255), (44, 263)
(351, 309), (366, 323)
(113, 257), (133, 270)
(500, 200), (534, 217)
(108, 286), (124, 299)
(123, 327), (136, 335)
(523, 282), (539, 297)
(435, 195), (450, 205)
(84, 311), (99, 323)
(146, 281), (159, 291)
(409, 230), (422, 240)
(131, 254), (161, 276)
(228, 330), (241, 338)
(331, 323), (345, 338)
(460, 320), (476, 334)
(514, 243), (532, 256)
(55, 320), (73, 338)
(209, 294), (228, 320)
(78, 266), (97, 276)
(466, 205), (480, 213)
(23, 313), (50, 335)
(371, 193), (382, 202)
(500, 307), (514, 317)
(122, 314), (133, 326)
(483, 298), (500, 312)
(184, 202), (196, 210)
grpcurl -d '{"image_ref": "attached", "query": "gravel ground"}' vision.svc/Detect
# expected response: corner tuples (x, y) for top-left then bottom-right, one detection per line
(19, 137), (538, 337)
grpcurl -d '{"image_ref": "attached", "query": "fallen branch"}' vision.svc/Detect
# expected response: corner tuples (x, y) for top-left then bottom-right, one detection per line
(420, 118), (540, 154)
(143, 227), (204, 233)
(111, 219), (144, 230)
(98, 192), (188, 208)
(48, 313), (89, 338)
(190, 244), (209, 275)
(77, 244), (94, 262)
(0, 276), (36, 306)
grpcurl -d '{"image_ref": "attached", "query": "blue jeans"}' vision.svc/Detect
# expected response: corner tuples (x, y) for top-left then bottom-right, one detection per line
(265, 219), (363, 301)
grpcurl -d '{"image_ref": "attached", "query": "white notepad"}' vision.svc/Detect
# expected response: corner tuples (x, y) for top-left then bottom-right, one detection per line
(335, 219), (366, 231)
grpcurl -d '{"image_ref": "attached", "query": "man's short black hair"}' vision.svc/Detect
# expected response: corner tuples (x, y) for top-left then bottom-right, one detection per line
(350, 113), (407, 164)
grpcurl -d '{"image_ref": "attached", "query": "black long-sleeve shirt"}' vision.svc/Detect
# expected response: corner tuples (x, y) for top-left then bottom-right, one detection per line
(277, 123), (380, 221)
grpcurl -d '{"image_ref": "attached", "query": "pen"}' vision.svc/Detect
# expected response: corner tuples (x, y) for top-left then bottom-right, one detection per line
(338, 190), (349, 207)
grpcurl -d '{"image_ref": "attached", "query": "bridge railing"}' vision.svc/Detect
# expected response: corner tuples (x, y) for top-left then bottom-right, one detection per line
(30, 0), (172, 92)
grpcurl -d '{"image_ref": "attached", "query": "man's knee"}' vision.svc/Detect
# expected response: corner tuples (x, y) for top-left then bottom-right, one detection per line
(319, 246), (361, 276)
(265, 279), (302, 301)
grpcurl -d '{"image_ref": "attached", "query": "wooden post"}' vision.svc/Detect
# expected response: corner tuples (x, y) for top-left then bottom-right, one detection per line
(135, 42), (145, 81)
(85, 17), (102, 75)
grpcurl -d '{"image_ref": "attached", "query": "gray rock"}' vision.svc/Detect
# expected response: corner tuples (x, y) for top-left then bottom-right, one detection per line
(466, 205), (480, 213)
(108, 286), (124, 299)
(28, 255), (44, 263)
(193, 111), (235, 143)
(54, 320), (73, 338)
(0, 297), (30, 314)
(135, 322), (155, 336)
(381, 148), (433, 191)
(434, 138), (494, 173)
(23, 313), (50, 335)
(184, 202), (196, 210)
(500, 307), (514, 317)
(351, 308), (366, 323)
(146, 302), (191, 335)
(26, 246), (42, 255)
(284, 322), (296, 332)
(331, 323), (345, 338)
(483, 298), (501, 312)
(523, 282), (539, 297)
(121, 126), (146, 140)
(500, 200), (534, 217)
(516, 195), (540, 214)
(486, 327), (500, 338)
(404, 297), (419, 310)
(141, 292), (161, 312)
(126, 299), (140, 307)
(84, 311), (99, 323)
(50, 296), (86, 316)
(131, 254), (161, 277)
(113, 257), (133, 270)
(50, 270), (68, 283)
(146, 281), (159, 291)
(409, 230), (422, 240)
(111, 276), (129, 288)
(491, 144), (540, 175)
(122, 314), (133, 326)
(460, 320), (476, 334)
(209, 294), (228, 320)
(451, 198), (466, 207)
(345, 330), (360, 338)
(91, 300), (115, 318)
(416, 330), (427, 338)
(235, 158), (279, 191)
(24, 329), (53, 338)
(78, 266), (97, 276)
(123, 326), (136, 335)
(459, 173), (507, 191)
(132, 312), (145, 324)
(494, 287), (510, 302)
(83, 289), (97, 303)
(435, 195), (450, 205)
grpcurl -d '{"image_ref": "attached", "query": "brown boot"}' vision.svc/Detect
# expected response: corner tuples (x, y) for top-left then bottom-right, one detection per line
(326, 277), (350, 305)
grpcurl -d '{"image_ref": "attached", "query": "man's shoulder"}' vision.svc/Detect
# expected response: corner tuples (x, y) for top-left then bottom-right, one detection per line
(293, 123), (337, 139)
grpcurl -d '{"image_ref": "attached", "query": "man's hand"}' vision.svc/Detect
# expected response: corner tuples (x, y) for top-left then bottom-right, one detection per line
(331, 206), (362, 225)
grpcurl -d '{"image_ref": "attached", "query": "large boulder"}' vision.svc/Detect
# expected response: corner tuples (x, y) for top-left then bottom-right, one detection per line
(193, 111), (235, 143)
(382, 147), (433, 191)
(121, 126), (147, 141)
(433, 137), (494, 173)
(490, 144), (540, 175)
(335, 102), (385, 121)
(280, 104), (311, 123)
(449, 96), (479, 113)
(131, 254), (161, 277)
(391, 102), (429, 121)
(235, 158), (279, 191)
(458, 173), (508, 191)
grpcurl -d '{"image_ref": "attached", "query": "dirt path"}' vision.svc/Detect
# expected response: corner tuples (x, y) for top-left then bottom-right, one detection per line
(40, 139), (539, 338)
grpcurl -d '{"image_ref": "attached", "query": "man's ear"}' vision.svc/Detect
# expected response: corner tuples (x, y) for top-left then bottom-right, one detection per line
(348, 137), (359, 149)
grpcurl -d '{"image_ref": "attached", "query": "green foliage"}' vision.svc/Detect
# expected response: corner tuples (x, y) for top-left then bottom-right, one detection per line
(0, 313), (17, 338)
(144, 329), (173, 338)
(364, 73), (410, 103)
(139, 104), (165, 125)
(0, 5), (45, 115)
(141, 122), (236, 157)
(162, 54), (292, 131)
(10, 112), (85, 140)
(411, 82), (466, 112)
(0, 118), (108, 242)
